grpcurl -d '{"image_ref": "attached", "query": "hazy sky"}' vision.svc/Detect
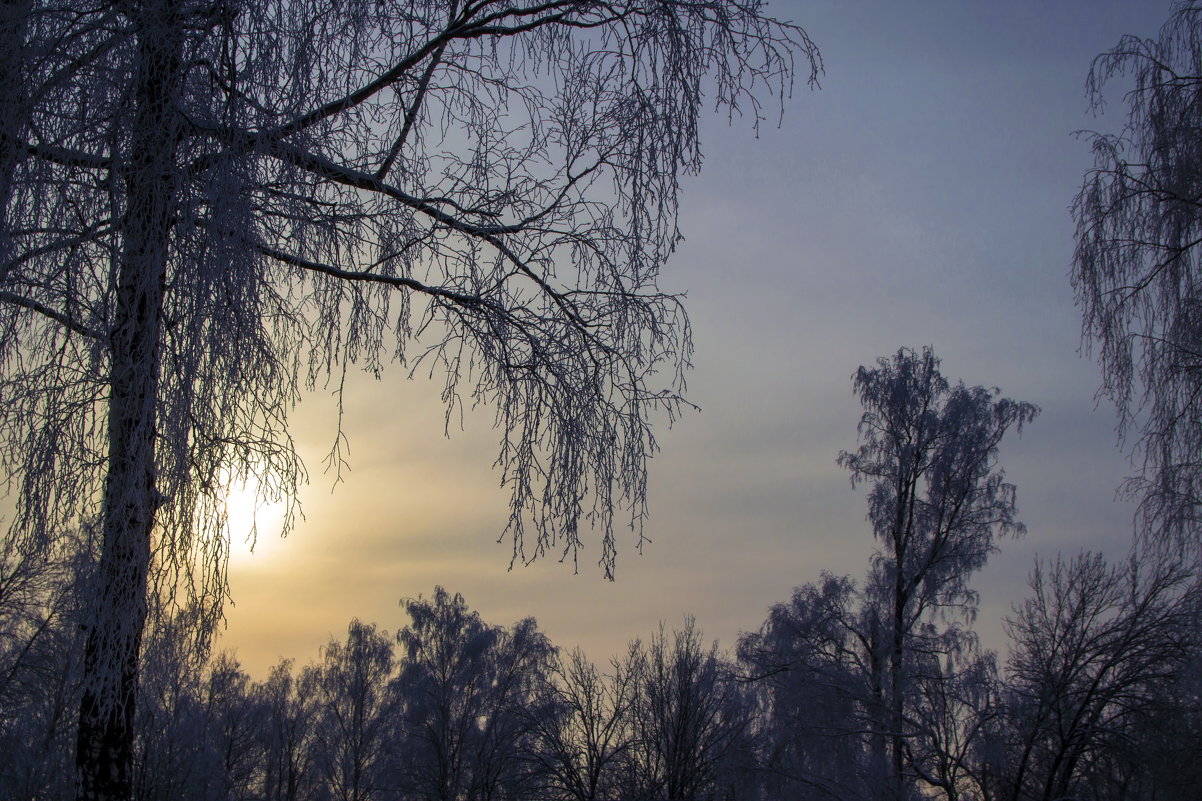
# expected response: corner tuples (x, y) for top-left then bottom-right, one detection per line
(218, 1), (1172, 676)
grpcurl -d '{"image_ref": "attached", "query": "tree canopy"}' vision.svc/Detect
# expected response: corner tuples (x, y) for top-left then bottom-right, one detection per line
(0, 1), (819, 797)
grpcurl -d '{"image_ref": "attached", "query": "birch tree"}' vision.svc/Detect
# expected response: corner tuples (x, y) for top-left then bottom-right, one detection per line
(619, 618), (752, 801)
(837, 346), (1037, 801)
(906, 634), (997, 801)
(392, 587), (556, 801)
(311, 620), (395, 801)
(255, 660), (319, 801)
(1072, 1), (1202, 556)
(200, 653), (261, 801)
(0, 1), (818, 798)
(737, 574), (881, 801)
(130, 608), (214, 801)
(393, 588), (497, 801)
(0, 527), (87, 801)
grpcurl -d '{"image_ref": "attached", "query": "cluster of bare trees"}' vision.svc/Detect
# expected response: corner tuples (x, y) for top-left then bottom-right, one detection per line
(738, 548), (1201, 801)
(5, 0), (1202, 795)
(737, 348), (1201, 801)
(3, 550), (1197, 801)
(0, 578), (758, 801)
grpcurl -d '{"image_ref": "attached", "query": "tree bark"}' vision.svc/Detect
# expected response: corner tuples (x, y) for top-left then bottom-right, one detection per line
(891, 579), (906, 801)
(75, 3), (182, 799)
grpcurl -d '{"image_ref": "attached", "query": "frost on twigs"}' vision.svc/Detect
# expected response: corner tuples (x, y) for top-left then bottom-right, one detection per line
(1073, 1), (1202, 558)
(0, 0), (819, 701)
(0, 2), (821, 794)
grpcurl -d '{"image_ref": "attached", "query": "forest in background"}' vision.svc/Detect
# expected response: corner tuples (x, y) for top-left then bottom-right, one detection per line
(2, 514), (1199, 801)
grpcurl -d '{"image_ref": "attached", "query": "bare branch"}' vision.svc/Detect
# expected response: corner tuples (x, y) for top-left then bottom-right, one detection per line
(0, 289), (104, 340)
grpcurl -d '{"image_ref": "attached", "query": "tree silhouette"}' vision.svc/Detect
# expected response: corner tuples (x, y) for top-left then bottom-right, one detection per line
(1072, 1), (1202, 555)
(0, 1), (818, 797)
(620, 618), (751, 801)
(737, 574), (880, 801)
(392, 587), (555, 801)
(525, 646), (636, 801)
(991, 551), (1195, 801)
(311, 620), (394, 801)
(838, 346), (1037, 800)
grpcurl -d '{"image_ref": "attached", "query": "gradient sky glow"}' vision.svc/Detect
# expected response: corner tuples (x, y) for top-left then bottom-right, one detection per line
(218, 1), (1171, 676)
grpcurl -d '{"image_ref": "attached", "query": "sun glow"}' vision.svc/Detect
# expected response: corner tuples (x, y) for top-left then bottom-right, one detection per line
(221, 479), (288, 564)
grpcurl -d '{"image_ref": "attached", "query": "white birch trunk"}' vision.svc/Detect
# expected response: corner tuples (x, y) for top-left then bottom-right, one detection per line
(76, 3), (182, 798)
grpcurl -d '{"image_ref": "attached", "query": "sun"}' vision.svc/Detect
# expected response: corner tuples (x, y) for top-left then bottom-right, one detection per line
(221, 479), (288, 563)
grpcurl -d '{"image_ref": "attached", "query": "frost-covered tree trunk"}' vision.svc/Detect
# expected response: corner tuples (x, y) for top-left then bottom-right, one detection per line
(75, 4), (183, 798)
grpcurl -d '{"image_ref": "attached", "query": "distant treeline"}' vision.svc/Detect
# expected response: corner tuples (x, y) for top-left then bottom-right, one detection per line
(1, 538), (1198, 801)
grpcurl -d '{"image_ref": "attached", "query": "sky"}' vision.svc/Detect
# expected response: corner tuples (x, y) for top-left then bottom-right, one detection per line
(218, 0), (1173, 676)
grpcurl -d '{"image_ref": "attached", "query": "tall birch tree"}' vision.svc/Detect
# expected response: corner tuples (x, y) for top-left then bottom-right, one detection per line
(838, 346), (1037, 801)
(0, 1), (819, 798)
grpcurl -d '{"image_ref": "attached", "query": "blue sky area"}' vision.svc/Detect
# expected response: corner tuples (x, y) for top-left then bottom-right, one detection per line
(220, 1), (1169, 673)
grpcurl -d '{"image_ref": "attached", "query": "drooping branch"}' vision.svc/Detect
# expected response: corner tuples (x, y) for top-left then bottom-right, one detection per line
(0, 290), (104, 340)
(255, 240), (495, 311)
(0, 3), (818, 793)
(0, 134), (112, 171)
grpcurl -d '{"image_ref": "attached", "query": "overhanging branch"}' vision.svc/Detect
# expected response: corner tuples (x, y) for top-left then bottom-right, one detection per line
(255, 241), (490, 310)
(0, 290), (105, 340)
(0, 133), (112, 171)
